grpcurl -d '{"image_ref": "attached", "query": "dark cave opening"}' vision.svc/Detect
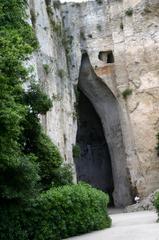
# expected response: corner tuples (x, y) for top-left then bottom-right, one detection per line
(107, 51), (114, 63)
(98, 50), (114, 63)
(75, 89), (114, 206)
(76, 52), (133, 207)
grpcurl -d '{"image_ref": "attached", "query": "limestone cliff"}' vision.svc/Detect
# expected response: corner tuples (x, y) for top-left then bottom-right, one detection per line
(28, 0), (159, 207)
(28, 0), (77, 167)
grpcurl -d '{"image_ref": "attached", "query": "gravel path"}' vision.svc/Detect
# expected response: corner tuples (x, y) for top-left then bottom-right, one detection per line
(65, 211), (159, 240)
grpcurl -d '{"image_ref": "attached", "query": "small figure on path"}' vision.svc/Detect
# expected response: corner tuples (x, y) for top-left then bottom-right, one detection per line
(134, 195), (140, 204)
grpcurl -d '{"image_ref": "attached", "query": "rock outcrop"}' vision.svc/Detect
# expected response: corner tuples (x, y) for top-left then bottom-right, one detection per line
(28, 0), (77, 168)
(125, 189), (159, 212)
(28, 0), (159, 207)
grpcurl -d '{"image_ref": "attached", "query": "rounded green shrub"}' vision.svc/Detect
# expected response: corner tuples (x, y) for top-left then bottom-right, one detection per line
(122, 88), (132, 99)
(24, 83), (53, 115)
(0, 185), (111, 240)
(28, 183), (111, 240)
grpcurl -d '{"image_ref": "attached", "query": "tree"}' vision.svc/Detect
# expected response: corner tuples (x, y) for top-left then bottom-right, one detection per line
(0, 0), (72, 203)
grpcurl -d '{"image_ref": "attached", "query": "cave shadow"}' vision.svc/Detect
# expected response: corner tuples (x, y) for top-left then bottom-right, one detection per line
(74, 52), (133, 208)
(75, 89), (114, 206)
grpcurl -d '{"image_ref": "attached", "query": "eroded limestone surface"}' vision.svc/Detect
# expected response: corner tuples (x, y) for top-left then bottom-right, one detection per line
(29, 0), (159, 206)
(61, 0), (159, 202)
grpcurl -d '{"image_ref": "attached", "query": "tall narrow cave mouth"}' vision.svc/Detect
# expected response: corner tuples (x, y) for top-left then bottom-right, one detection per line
(75, 52), (133, 207)
(75, 89), (114, 206)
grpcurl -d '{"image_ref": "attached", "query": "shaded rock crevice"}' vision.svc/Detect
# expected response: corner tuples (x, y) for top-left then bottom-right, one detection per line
(78, 53), (133, 207)
(75, 89), (114, 205)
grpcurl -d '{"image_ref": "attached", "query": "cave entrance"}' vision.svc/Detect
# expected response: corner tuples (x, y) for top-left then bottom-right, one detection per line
(98, 50), (114, 63)
(75, 90), (114, 206)
(74, 53), (133, 207)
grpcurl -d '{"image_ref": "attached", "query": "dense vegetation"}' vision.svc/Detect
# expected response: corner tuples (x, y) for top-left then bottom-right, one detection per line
(0, 0), (111, 239)
(0, 0), (39, 201)
(28, 183), (111, 239)
(0, 0), (73, 203)
(0, 183), (111, 240)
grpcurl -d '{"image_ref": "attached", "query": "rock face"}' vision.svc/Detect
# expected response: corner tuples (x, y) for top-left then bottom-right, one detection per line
(28, 0), (77, 169)
(28, 0), (159, 207)
(125, 189), (159, 212)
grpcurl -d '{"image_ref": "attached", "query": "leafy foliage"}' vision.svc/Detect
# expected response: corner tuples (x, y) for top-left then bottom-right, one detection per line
(0, 183), (111, 240)
(28, 183), (111, 240)
(122, 88), (132, 99)
(0, 0), (39, 201)
(0, 1), (111, 239)
(52, 164), (73, 187)
(21, 84), (72, 190)
(154, 192), (159, 221)
(31, 133), (64, 189)
(24, 83), (52, 115)
(0, 155), (39, 201)
(0, 0), (72, 201)
(0, 204), (29, 240)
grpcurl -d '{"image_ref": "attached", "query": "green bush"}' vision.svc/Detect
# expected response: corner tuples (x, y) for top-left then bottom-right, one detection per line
(24, 83), (52, 115)
(32, 133), (64, 189)
(0, 204), (29, 240)
(122, 88), (132, 99)
(0, 1), (111, 239)
(0, 155), (39, 201)
(52, 163), (73, 187)
(28, 183), (111, 239)
(0, 0), (71, 201)
(154, 192), (159, 220)
(0, 0), (39, 201)
(0, 184), (111, 240)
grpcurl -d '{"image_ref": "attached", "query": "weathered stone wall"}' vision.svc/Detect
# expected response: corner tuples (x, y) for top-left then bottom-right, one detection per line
(28, 0), (77, 169)
(28, 0), (159, 205)
(61, 0), (159, 200)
